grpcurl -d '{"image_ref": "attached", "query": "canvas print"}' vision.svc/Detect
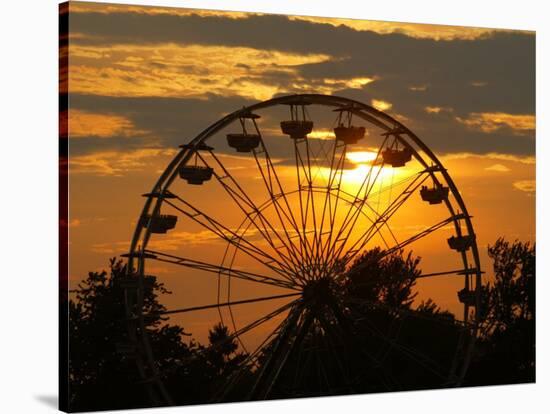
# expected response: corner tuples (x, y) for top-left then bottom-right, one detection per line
(59, 1), (535, 412)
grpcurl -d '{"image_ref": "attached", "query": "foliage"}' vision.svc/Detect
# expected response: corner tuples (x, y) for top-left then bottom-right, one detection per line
(68, 258), (243, 411)
(346, 248), (420, 309)
(466, 238), (535, 385)
(67, 238), (536, 408)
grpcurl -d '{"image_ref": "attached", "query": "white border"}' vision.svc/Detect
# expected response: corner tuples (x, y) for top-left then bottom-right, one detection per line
(0, 0), (547, 413)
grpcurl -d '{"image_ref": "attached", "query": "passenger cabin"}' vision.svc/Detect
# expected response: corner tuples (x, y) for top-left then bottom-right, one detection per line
(227, 133), (260, 152)
(141, 214), (178, 234)
(382, 147), (413, 167)
(447, 234), (474, 252)
(334, 125), (365, 145)
(280, 120), (314, 139)
(420, 185), (450, 204)
(457, 288), (476, 306)
(179, 165), (214, 185)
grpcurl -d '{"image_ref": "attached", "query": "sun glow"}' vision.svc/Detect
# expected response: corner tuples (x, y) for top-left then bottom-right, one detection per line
(317, 163), (408, 196)
(346, 151), (379, 164)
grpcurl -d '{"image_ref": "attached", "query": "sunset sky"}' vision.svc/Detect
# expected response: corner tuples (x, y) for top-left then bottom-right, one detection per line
(64, 1), (535, 344)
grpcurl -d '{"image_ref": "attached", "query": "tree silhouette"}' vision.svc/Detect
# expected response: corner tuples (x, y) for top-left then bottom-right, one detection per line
(68, 258), (244, 411)
(67, 239), (536, 409)
(242, 249), (463, 399)
(466, 238), (535, 385)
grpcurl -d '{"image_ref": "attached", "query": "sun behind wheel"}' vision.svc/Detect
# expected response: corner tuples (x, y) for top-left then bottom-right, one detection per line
(122, 94), (483, 404)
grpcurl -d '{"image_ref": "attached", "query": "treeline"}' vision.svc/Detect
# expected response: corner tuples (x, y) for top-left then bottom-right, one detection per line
(66, 238), (535, 411)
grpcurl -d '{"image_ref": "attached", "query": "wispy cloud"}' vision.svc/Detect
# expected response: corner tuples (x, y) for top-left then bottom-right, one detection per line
(68, 43), (363, 100)
(70, 2), (518, 41)
(371, 99), (392, 111)
(440, 152), (535, 165)
(69, 148), (177, 176)
(287, 15), (517, 40)
(484, 163), (511, 172)
(91, 240), (129, 254)
(513, 180), (535, 193)
(69, 109), (147, 138)
(455, 112), (535, 134)
(424, 106), (453, 114)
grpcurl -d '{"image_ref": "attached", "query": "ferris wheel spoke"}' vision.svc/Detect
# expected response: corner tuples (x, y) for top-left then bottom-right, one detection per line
(315, 141), (347, 272)
(367, 168), (423, 200)
(265, 309), (315, 397)
(315, 313), (355, 391)
(321, 137), (389, 269)
(350, 173), (418, 252)
(323, 147), (347, 251)
(357, 313), (450, 381)
(162, 299), (302, 381)
(195, 150), (305, 275)
(320, 309), (396, 391)
(317, 149), (357, 275)
(335, 169), (426, 262)
(338, 214), (460, 275)
(382, 214), (466, 258)
(305, 138), (340, 272)
(293, 140), (317, 275)
(333, 171), (430, 269)
(252, 138), (311, 272)
(149, 292), (301, 317)
(416, 268), (482, 279)
(302, 139), (349, 277)
(303, 139), (320, 272)
(294, 139), (318, 265)
(248, 306), (303, 399)
(214, 307), (294, 402)
(142, 249), (299, 290)
(345, 296), (472, 330)
(161, 297), (301, 372)
(249, 307), (313, 399)
(164, 197), (298, 282)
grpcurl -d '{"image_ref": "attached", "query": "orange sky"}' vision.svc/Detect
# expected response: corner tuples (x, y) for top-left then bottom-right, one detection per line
(65, 1), (535, 346)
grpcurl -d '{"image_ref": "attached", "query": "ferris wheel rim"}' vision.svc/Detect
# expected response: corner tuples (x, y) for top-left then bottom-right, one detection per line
(123, 93), (484, 402)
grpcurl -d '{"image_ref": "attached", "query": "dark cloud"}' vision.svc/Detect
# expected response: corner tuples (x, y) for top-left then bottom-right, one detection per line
(69, 90), (534, 158)
(69, 93), (253, 153)
(69, 10), (534, 116)
(68, 10), (535, 158)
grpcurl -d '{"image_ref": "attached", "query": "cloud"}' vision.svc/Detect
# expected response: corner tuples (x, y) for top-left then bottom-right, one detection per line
(455, 112), (535, 133)
(92, 228), (261, 254)
(424, 106), (453, 114)
(147, 230), (227, 251)
(513, 180), (535, 193)
(91, 240), (129, 254)
(440, 152), (535, 165)
(69, 3), (520, 41)
(69, 148), (177, 176)
(69, 109), (146, 138)
(69, 43), (335, 100)
(371, 99), (392, 111)
(68, 42), (379, 100)
(484, 163), (511, 172)
(64, 9), (534, 159)
(287, 16), (510, 40)
(67, 10), (534, 112)
(70, 2), (251, 18)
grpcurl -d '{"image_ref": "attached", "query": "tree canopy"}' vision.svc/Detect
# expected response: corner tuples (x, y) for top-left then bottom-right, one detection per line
(66, 239), (535, 410)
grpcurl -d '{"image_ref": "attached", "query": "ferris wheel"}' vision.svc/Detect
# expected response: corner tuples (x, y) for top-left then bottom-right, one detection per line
(121, 94), (483, 404)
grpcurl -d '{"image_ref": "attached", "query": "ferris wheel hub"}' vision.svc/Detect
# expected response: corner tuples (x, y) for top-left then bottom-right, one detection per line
(302, 277), (337, 308)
